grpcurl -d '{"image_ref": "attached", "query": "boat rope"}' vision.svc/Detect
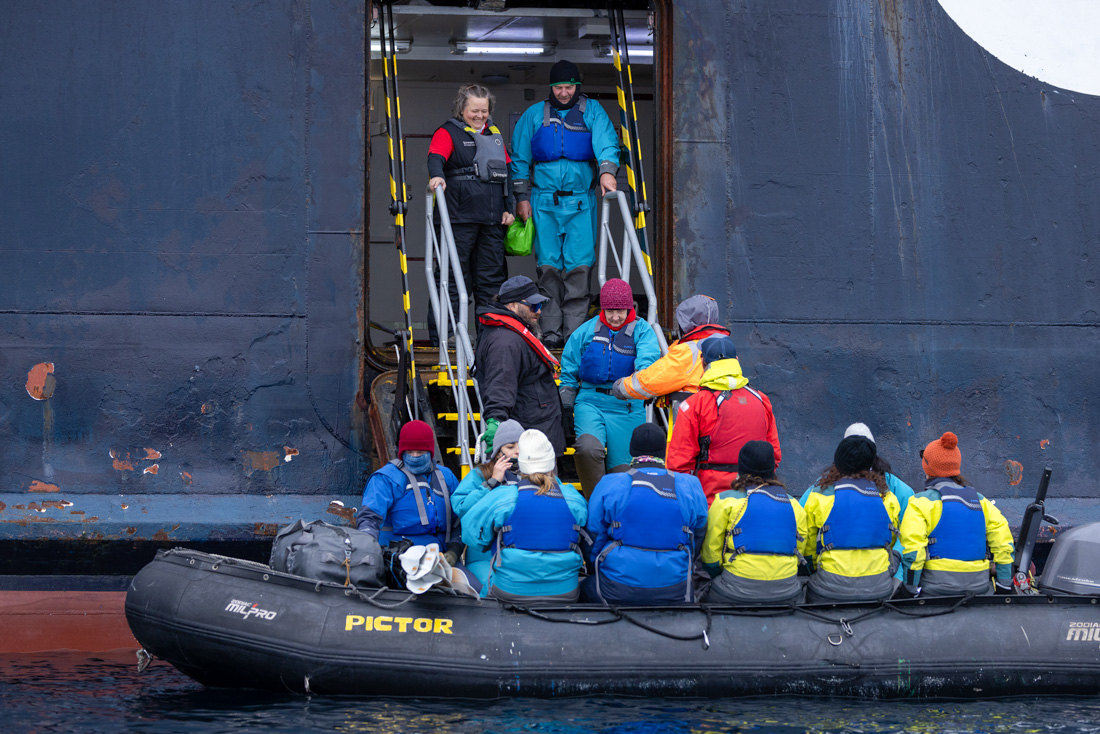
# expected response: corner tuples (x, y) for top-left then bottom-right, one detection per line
(348, 585), (418, 610)
(503, 603), (714, 648)
(881, 594), (973, 618)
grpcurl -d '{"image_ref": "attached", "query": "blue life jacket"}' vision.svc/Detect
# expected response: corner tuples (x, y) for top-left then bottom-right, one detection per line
(500, 482), (580, 552)
(384, 460), (452, 544)
(610, 470), (692, 552)
(578, 319), (638, 385)
(927, 481), (988, 562)
(728, 485), (799, 557)
(818, 479), (894, 553)
(530, 97), (595, 163)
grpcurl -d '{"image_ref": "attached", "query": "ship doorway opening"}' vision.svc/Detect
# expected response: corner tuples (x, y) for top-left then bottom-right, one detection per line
(366, 1), (660, 369)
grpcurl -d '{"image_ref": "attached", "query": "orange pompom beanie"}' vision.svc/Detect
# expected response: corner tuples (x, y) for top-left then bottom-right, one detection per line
(922, 431), (962, 478)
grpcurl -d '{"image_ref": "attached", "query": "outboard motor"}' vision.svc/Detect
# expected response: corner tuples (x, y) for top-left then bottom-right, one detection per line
(1038, 522), (1100, 596)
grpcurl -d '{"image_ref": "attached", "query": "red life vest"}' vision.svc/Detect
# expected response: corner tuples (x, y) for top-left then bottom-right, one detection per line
(478, 311), (561, 374)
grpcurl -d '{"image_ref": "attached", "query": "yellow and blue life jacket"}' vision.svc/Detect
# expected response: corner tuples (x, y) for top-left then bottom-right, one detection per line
(728, 485), (799, 557)
(818, 478), (895, 554)
(927, 480), (988, 562)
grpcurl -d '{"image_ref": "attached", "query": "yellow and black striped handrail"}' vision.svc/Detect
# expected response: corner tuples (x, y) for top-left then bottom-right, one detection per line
(608, 1), (652, 276)
(374, 0), (418, 420)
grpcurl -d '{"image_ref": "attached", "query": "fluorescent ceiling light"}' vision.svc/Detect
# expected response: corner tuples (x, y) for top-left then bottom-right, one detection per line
(593, 42), (654, 59)
(371, 39), (412, 54)
(453, 41), (555, 56)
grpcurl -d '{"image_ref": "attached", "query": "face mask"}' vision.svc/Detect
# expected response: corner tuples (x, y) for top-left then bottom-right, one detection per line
(402, 452), (433, 475)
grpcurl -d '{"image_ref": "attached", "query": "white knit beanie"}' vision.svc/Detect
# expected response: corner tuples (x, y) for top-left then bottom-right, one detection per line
(517, 429), (556, 474)
(844, 422), (875, 444)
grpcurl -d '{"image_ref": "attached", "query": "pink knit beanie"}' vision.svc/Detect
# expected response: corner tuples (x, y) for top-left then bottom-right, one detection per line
(599, 278), (633, 310)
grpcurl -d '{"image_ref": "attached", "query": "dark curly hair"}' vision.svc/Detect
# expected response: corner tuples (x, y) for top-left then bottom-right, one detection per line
(813, 465), (889, 496)
(730, 474), (788, 493)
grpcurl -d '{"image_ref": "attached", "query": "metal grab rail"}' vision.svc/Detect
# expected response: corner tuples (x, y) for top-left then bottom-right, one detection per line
(597, 191), (669, 354)
(424, 188), (484, 471)
(597, 190), (670, 427)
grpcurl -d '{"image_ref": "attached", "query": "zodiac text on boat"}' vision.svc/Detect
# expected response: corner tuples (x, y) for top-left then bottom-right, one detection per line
(1066, 622), (1100, 642)
(224, 599), (278, 621)
(344, 615), (453, 634)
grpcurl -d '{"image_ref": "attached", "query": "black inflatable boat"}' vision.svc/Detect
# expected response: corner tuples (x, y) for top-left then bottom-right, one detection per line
(126, 524), (1100, 699)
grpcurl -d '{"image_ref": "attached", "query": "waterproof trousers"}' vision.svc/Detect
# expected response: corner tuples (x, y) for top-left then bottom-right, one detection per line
(427, 221), (507, 346)
(531, 188), (597, 343)
(573, 389), (645, 498)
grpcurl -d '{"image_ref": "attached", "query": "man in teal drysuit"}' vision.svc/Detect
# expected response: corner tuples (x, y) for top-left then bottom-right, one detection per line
(510, 59), (621, 348)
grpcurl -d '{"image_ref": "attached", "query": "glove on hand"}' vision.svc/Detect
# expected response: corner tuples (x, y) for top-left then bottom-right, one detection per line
(482, 418), (501, 454)
(443, 551), (458, 567)
(559, 385), (577, 409)
(611, 378), (631, 401)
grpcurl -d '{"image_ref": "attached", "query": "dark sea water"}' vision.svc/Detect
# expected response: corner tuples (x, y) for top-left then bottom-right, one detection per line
(3, 652), (1100, 734)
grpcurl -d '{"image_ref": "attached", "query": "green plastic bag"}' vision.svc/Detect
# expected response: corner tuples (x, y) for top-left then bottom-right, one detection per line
(505, 218), (534, 257)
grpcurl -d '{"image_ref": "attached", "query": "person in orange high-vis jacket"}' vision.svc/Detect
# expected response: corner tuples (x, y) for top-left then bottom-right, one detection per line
(610, 295), (730, 403)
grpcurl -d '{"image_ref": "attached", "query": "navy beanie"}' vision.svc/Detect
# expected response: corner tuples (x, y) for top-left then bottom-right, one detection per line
(701, 336), (737, 364)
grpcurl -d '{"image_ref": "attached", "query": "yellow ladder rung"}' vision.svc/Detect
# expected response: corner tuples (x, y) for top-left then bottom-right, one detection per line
(446, 447), (477, 455)
(429, 374), (476, 387)
(437, 412), (481, 421)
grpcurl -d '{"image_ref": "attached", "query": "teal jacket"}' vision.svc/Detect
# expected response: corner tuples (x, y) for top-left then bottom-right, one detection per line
(559, 315), (661, 392)
(510, 96), (620, 196)
(451, 467), (516, 579)
(461, 478), (588, 598)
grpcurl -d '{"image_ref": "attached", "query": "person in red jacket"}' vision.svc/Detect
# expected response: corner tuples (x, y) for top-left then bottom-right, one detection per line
(666, 337), (781, 505)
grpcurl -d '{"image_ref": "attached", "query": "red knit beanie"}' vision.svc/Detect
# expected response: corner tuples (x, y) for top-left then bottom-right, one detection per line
(922, 431), (962, 477)
(398, 420), (435, 454)
(599, 278), (634, 310)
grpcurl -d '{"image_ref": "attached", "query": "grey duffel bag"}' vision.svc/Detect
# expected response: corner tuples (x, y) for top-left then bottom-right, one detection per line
(269, 520), (384, 588)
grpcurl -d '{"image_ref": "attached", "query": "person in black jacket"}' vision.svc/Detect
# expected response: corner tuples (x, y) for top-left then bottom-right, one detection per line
(475, 276), (565, 457)
(427, 83), (515, 345)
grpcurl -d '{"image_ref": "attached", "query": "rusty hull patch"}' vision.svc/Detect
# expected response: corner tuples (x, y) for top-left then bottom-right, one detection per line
(27, 480), (61, 492)
(1004, 460), (1024, 486)
(327, 501), (355, 522)
(26, 363), (56, 400)
(242, 451), (282, 474)
(253, 522), (280, 536)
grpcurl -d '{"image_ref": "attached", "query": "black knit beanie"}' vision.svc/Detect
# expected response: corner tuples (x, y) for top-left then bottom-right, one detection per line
(629, 423), (667, 460)
(834, 435), (876, 474)
(549, 60), (582, 86)
(737, 440), (776, 480)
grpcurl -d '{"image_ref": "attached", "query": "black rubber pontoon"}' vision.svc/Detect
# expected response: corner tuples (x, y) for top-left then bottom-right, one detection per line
(125, 548), (1100, 698)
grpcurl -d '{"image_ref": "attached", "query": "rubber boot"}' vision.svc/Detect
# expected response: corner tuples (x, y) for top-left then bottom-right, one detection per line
(573, 433), (607, 500)
(561, 265), (591, 341)
(536, 264), (566, 347)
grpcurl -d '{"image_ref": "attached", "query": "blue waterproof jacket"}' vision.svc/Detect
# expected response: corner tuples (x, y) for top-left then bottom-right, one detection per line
(461, 478), (588, 598)
(356, 461), (460, 548)
(586, 466), (708, 590)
